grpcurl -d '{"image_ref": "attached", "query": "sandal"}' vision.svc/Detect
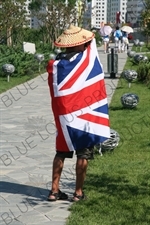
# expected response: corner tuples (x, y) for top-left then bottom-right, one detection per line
(47, 190), (68, 201)
(72, 192), (87, 202)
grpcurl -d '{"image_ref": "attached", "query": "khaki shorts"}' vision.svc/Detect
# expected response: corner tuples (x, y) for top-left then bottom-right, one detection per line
(55, 147), (94, 160)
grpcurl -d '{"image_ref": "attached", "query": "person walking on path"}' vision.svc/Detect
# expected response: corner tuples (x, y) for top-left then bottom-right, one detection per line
(99, 22), (112, 54)
(121, 31), (129, 52)
(46, 24), (110, 202)
(114, 26), (122, 53)
(102, 34), (110, 53)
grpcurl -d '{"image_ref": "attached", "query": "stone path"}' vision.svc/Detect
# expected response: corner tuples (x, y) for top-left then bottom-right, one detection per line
(0, 44), (128, 225)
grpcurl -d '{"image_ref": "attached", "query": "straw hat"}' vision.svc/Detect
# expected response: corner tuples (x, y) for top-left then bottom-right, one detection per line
(54, 24), (95, 48)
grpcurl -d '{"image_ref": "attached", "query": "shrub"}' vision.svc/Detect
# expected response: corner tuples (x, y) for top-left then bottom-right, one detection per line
(136, 61), (150, 87)
(0, 44), (51, 78)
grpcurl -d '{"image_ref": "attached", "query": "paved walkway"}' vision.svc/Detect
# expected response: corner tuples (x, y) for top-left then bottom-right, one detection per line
(0, 44), (128, 225)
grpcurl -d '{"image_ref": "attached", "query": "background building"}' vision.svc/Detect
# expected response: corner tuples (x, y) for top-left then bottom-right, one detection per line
(91, 0), (127, 28)
(24, 0), (145, 29)
(91, 0), (107, 28)
(126, 0), (145, 27)
(107, 0), (127, 24)
(83, 1), (92, 29)
(24, 0), (47, 29)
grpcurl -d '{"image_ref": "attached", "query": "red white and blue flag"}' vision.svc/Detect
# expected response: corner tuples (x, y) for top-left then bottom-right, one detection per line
(47, 39), (110, 152)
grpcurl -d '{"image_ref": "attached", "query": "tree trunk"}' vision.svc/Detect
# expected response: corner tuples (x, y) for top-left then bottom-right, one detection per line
(146, 34), (150, 46)
(7, 27), (12, 47)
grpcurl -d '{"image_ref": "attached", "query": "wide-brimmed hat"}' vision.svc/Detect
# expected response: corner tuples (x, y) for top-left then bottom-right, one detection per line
(54, 24), (95, 48)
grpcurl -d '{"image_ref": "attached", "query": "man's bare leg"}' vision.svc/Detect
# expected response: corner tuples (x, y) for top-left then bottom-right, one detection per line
(48, 156), (64, 200)
(74, 158), (88, 200)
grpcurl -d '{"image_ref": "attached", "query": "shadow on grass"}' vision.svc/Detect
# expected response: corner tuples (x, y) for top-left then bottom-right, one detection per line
(85, 172), (150, 198)
(66, 172), (150, 224)
(109, 106), (124, 111)
(109, 106), (138, 111)
(82, 173), (150, 222)
(115, 86), (124, 89)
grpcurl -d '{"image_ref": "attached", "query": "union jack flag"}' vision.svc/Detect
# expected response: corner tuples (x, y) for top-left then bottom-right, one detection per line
(47, 39), (110, 152)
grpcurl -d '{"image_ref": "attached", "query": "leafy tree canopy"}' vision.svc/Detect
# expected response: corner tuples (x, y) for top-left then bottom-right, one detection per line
(0, 0), (27, 29)
(29, 0), (76, 11)
(28, 0), (88, 49)
(0, 0), (27, 46)
(141, 0), (150, 36)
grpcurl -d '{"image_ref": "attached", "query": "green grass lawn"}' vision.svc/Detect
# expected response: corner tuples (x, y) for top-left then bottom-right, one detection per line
(132, 44), (150, 53)
(0, 74), (40, 94)
(66, 63), (150, 225)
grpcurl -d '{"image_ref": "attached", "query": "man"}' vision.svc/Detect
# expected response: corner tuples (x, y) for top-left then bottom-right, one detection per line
(46, 24), (110, 202)
(121, 31), (129, 53)
(114, 26), (122, 53)
(102, 34), (110, 54)
(100, 22), (112, 54)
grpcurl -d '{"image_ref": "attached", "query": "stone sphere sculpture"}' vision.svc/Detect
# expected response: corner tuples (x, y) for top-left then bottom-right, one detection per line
(134, 54), (144, 63)
(54, 49), (61, 54)
(127, 51), (136, 58)
(34, 54), (44, 63)
(2, 64), (15, 74)
(2, 64), (15, 82)
(122, 70), (138, 82)
(138, 41), (145, 52)
(49, 53), (56, 60)
(138, 41), (144, 47)
(142, 55), (149, 63)
(101, 129), (120, 151)
(121, 93), (139, 109)
(133, 39), (139, 46)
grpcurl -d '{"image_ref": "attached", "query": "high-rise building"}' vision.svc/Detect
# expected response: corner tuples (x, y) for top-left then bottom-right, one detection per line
(25, 0), (143, 30)
(126, 0), (145, 27)
(24, 0), (46, 28)
(107, 0), (127, 24)
(91, 0), (128, 28)
(91, 0), (107, 28)
(24, 0), (32, 27)
(83, 1), (92, 28)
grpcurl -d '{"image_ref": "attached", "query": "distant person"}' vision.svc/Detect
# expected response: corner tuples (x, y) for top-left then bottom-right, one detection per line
(99, 23), (111, 54)
(102, 34), (110, 54)
(114, 26), (122, 53)
(128, 33), (133, 42)
(121, 31), (129, 53)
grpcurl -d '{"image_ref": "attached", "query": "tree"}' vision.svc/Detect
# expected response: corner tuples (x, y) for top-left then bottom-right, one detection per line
(0, 0), (27, 46)
(141, 0), (150, 45)
(28, 0), (87, 49)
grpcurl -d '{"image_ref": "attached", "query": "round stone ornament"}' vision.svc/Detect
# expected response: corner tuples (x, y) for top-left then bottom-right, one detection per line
(121, 93), (139, 108)
(122, 70), (138, 82)
(54, 49), (61, 54)
(34, 54), (44, 62)
(134, 54), (144, 63)
(142, 55), (149, 63)
(133, 39), (139, 46)
(138, 41), (144, 47)
(2, 64), (15, 74)
(127, 51), (136, 58)
(49, 53), (56, 60)
(101, 129), (120, 151)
